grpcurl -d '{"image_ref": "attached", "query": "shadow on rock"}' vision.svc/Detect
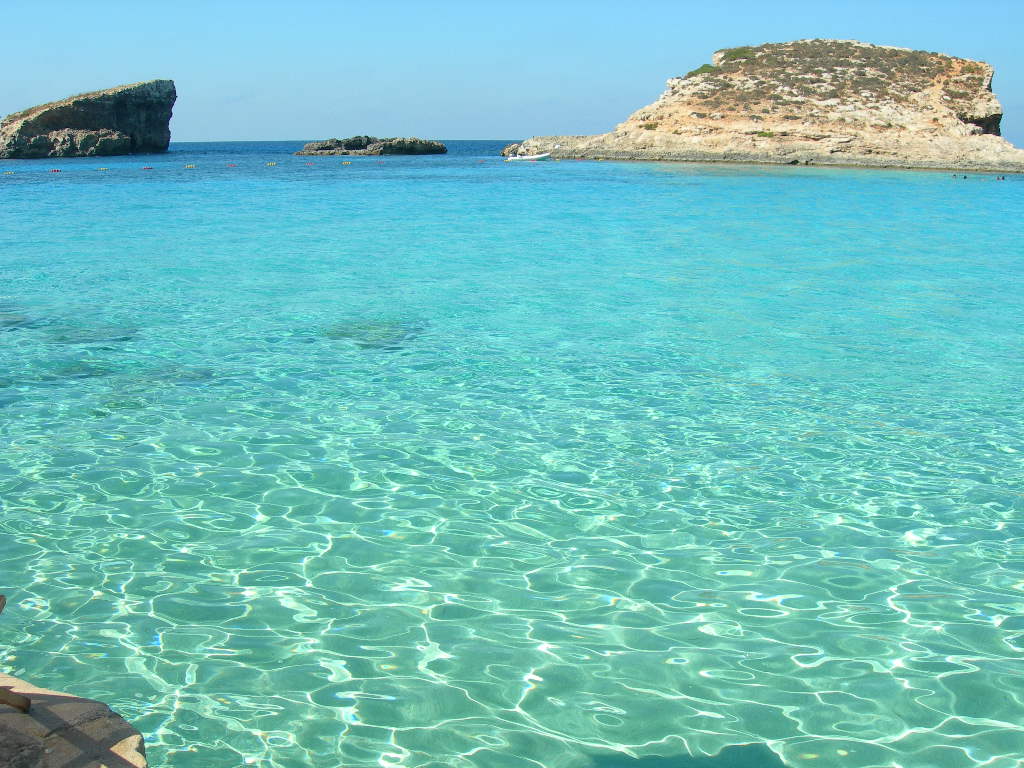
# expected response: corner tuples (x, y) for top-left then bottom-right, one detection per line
(589, 744), (787, 768)
(143, 366), (217, 385)
(0, 304), (138, 342)
(0, 312), (35, 331)
(322, 319), (423, 351)
(46, 324), (138, 345)
(4, 357), (124, 385)
(41, 359), (121, 381)
(0, 302), (39, 331)
(0, 679), (147, 768)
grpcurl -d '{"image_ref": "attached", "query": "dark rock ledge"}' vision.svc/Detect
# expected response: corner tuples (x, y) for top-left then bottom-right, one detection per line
(295, 135), (446, 155)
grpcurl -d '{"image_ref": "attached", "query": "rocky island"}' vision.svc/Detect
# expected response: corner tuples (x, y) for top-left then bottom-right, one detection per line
(504, 39), (1024, 172)
(295, 135), (446, 156)
(0, 80), (176, 159)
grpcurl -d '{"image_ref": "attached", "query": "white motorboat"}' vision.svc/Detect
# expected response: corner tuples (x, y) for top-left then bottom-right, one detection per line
(506, 153), (551, 162)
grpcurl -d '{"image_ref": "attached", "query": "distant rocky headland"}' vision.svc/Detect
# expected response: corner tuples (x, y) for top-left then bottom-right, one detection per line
(0, 80), (176, 159)
(505, 40), (1024, 172)
(295, 136), (446, 156)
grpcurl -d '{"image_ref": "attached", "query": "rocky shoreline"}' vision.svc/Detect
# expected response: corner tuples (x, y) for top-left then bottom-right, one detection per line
(503, 136), (1024, 172)
(505, 40), (1024, 173)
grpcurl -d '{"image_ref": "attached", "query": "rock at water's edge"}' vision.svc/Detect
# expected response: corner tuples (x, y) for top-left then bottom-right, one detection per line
(0, 80), (176, 159)
(295, 136), (447, 155)
(0, 672), (147, 767)
(509, 40), (1024, 172)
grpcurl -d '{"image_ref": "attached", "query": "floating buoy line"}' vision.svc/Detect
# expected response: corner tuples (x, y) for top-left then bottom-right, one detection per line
(2, 156), (562, 177)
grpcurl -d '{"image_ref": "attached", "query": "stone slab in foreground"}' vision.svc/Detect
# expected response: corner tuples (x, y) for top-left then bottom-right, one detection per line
(0, 673), (147, 768)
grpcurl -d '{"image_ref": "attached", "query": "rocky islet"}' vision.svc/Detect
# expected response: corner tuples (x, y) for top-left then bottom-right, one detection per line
(505, 39), (1024, 172)
(295, 135), (447, 155)
(0, 80), (176, 159)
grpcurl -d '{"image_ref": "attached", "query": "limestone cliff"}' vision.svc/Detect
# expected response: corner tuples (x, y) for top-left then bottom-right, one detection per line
(296, 136), (447, 155)
(0, 80), (176, 159)
(507, 40), (1024, 171)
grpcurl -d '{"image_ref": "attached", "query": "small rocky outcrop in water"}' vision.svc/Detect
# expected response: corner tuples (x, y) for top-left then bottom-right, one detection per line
(295, 136), (446, 155)
(506, 40), (1024, 172)
(0, 80), (176, 159)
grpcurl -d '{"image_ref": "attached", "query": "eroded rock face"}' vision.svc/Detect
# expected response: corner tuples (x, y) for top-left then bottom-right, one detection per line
(295, 136), (447, 155)
(510, 40), (1024, 171)
(0, 80), (176, 159)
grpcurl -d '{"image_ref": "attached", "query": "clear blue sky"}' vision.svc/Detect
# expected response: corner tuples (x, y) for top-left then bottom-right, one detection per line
(3, 0), (1024, 146)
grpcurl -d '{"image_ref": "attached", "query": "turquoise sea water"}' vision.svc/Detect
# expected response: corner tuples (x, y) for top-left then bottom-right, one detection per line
(1, 141), (1022, 768)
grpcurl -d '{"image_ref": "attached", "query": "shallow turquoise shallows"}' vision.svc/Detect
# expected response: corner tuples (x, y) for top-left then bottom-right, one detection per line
(1, 142), (1023, 768)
